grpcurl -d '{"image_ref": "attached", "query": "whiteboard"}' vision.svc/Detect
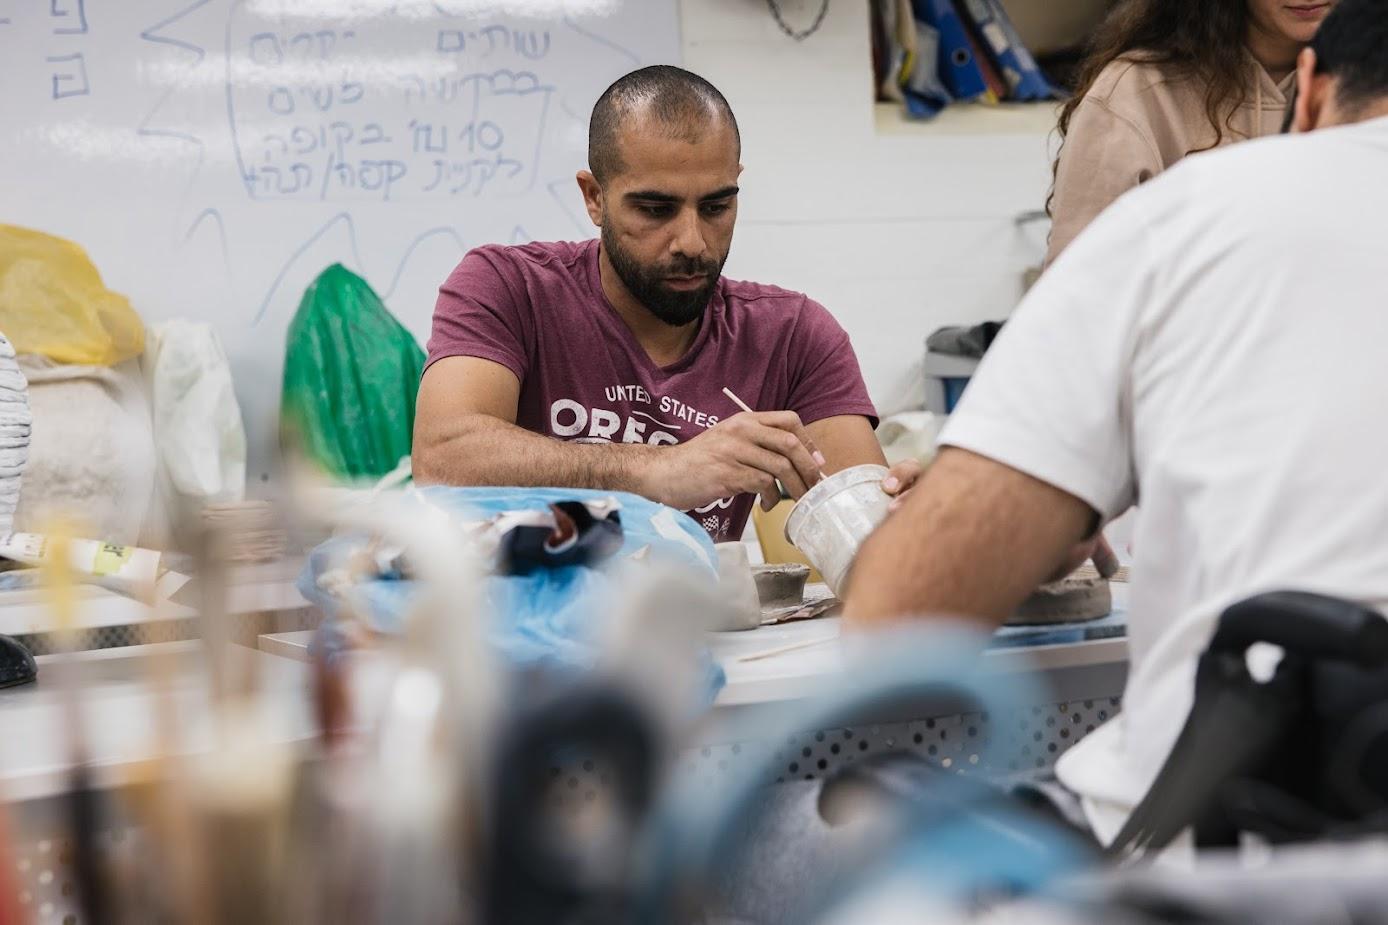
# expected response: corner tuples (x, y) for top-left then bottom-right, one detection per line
(0, 0), (682, 482)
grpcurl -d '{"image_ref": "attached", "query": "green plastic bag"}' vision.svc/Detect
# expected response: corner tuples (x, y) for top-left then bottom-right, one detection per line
(280, 265), (425, 481)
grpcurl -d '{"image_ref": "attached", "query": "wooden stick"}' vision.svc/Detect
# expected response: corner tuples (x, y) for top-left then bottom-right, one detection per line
(722, 386), (829, 492)
(722, 387), (755, 414)
(736, 635), (837, 663)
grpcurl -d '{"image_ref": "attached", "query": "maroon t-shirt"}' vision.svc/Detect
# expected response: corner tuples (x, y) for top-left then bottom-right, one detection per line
(426, 239), (877, 542)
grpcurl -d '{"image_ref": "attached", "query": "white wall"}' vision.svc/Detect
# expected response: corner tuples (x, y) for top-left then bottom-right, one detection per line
(680, 0), (1058, 413)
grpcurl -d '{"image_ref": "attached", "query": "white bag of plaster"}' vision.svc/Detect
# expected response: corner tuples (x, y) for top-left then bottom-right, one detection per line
(15, 355), (157, 545)
(145, 320), (247, 507)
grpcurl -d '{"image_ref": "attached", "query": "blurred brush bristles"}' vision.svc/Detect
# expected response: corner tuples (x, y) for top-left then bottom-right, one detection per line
(201, 501), (286, 564)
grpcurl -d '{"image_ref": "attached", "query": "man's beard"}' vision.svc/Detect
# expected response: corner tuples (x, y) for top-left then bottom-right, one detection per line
(602, 223), (726, 328)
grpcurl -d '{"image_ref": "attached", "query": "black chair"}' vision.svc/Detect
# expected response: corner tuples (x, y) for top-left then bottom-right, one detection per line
(1112, 591), (1388, 856)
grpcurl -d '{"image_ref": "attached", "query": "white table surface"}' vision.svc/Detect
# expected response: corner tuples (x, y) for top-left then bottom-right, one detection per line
(0, 553), (1133, 805)
(1, 607), (1129, 802)
(258, 583), (1131, 709)
(0, 558), (310, 637)
(0, 641), (315, 802)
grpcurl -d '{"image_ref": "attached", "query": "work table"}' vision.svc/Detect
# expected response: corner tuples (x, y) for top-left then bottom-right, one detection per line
(1, 580), (1130, 805)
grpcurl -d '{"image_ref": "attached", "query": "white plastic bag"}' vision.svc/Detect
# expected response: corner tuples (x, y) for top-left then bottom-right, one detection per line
(145, 320), (246, 506)
(878, 411), (946, 468)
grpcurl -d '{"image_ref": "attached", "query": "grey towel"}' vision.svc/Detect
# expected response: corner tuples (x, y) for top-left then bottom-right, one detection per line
(927, 321), (1005, 359)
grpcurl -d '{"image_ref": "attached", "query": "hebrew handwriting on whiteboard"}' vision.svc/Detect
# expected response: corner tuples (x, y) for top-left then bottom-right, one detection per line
(46, 52), (90, 99)
(359, 122), (391, 146)
(514, 31), (552, 60)
(435, 27), (551, 60)
(50, 0), (88, 36)
(398, 74), (428, 104)
(227, 16), (557, 202)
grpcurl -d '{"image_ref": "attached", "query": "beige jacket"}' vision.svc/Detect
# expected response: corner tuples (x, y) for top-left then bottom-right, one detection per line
(1046, 56), (1294, 264)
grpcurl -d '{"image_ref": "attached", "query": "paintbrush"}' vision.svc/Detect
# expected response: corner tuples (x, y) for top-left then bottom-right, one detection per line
(117, 545), (208, 924)
(0, 799), (27, 925)
(722, 387), (825, 496)
(41, 529), (109, 924)
(721, 387), (755, 416)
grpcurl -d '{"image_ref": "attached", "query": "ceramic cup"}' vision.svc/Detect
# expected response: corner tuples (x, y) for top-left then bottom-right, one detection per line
(784, 464), (891, 597)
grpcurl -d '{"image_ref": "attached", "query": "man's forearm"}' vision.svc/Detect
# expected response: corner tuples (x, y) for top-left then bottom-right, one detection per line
(414, 413), (663, 499)
(844, 449), (1093, 628)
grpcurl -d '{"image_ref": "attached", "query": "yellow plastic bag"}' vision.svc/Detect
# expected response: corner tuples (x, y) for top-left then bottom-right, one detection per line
(0, 224), (145, 366)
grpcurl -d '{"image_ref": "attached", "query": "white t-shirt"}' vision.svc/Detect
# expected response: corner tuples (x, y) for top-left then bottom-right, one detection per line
(940, 115), (1388, 846)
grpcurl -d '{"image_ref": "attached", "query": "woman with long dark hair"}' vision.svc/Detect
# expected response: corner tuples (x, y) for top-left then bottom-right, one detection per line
(1046, 0), (1335, 263)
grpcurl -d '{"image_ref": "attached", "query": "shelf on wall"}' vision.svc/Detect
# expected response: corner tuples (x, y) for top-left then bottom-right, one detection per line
(874, 100), (1060, 137)
(923, 352), (982, 379)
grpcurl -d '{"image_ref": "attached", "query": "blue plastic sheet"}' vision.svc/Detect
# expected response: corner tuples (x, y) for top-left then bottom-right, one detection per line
(299, 486), (725, 697)
(991, 609), (1128, 648)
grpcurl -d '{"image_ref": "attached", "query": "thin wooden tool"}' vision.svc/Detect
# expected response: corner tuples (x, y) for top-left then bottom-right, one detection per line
(722, 387), (755, 414)
(736, 635), (837, 663)
(723, 386), (825, 490)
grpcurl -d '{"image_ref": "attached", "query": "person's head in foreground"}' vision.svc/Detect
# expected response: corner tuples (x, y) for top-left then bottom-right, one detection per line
(845, 0), (1388, 850)
(1290, 0), (1388, 129)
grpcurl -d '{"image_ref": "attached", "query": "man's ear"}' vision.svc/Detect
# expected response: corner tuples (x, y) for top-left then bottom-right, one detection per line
(1293, 47), (1321, 133)
(576, 170), (604, 228)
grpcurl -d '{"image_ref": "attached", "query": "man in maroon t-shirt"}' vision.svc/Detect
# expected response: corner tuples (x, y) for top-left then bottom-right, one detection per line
(415, 66), (920, 542)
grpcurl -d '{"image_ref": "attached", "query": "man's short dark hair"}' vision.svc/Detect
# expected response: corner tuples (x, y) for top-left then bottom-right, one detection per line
(588, 65), (740, 184)
(1313, 0), (1388, 115)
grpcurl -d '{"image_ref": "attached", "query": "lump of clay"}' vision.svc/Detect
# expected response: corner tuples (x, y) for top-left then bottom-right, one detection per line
(1008, 576), (1112, 625)
(752, 563), (811, 610)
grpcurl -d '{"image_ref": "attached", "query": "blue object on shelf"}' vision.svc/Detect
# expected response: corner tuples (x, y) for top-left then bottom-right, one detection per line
(904, 19), (953, 118)
(961, 0), (1064, 101)
(912, 0), (992, 103)
(943, 377), (971, 413)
